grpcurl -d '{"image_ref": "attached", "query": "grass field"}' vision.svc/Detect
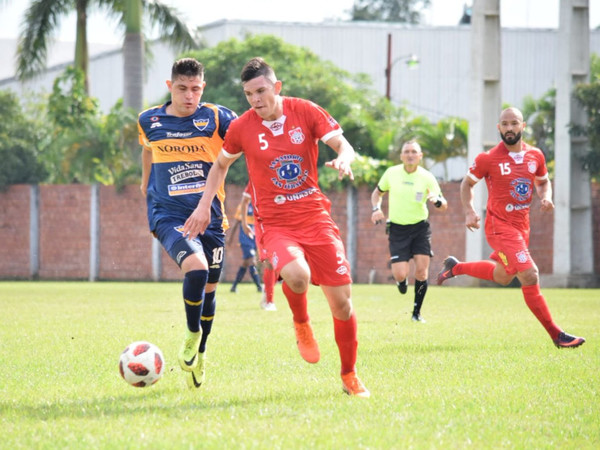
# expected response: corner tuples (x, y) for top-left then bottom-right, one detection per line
(0, 281), (598, 449)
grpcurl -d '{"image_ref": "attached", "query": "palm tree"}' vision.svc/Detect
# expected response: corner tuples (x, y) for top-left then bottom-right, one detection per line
(14, 0), (198, 96)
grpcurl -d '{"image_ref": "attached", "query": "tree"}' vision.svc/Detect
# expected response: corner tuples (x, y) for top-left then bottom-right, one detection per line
(42, 66), (139, 186)
(573, 53), (600, 180)
(351, 0), (431, 23)
(186, 34), (407, 186)
(521, 88), (556, 165)
(0, 90), (47, 190)
(14, 0), (197, 94)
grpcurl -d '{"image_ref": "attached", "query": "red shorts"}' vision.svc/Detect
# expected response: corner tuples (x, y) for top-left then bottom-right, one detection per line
(486, 225), (533, 275)
(257, 218), (352, 287)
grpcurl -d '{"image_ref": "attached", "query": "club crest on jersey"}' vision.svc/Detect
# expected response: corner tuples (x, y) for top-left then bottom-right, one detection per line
(270, 155), (309, 189)
(516, 250), (529, 264)
(288, 127), (305, 144)
(527, 161), (537, 173)
(510, 178), (532, 202)
(193, 118), (210, 131)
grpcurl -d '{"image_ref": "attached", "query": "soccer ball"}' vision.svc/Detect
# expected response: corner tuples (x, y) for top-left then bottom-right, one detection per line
(119, 341), (165, 387)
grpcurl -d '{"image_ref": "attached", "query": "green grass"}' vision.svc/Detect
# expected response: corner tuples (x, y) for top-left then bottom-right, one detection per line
(0, 281), (598, 449)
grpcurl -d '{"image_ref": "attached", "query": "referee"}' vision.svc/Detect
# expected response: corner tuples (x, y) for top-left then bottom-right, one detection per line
(371, 140), (448, 322)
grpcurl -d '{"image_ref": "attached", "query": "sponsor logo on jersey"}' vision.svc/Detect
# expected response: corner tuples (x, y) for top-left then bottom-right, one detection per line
(505, 203), (531, 212)
(510, 178), (532, 202)
(336, 265), (348, 275)
(166, 131), (193, 138)
(516, 250), (528, 264)
(167, 163), (205, 183)
(151, 122), (162, 129)
(288, 127), (305, 144)
(157, 143), (207, 154)
(274, 195), (286, 205)
(328, 117), (338, 128)
(151, 116), (160, 122)
(270, 122), (283, 132)
(193, 118), (210, 131)
(168, 181), (205, 196)
(285, 187), (317, 202)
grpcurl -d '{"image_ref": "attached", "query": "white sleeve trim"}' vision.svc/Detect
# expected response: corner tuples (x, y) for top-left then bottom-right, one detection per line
(536, 173), (549, 181)
(320, 129), (343, 143)
(222, 148), (241, 159)
(467, 172), (481, 182)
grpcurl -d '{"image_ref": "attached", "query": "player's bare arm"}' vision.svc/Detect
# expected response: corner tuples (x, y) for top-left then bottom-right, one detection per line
(240, 195), (254, 239)
(460, 176), (480, 231)
(324, 134), (355, 180)
(182, 151), (238, 239)
(140, 147), (152, 197)
(535, 177), (554, 212)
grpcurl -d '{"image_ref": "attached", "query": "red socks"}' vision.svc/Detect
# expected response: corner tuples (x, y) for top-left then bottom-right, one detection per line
(521, 284), (561, 340)
(263, 267), (276, 303)
(334, 313), (358, 375)
(454, 260), (495, 281)
(282, 281), (309, 323)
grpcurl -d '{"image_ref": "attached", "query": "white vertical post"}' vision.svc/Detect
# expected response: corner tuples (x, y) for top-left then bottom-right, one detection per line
(466, 0), (501, 282)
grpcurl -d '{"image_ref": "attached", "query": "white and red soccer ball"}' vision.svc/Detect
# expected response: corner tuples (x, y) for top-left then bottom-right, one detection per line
(119, 341), (164, 387)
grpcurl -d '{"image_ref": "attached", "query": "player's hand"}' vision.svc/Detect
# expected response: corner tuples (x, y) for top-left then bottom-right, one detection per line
(183, 206), (211, 240)
(325, 157), (354, 181)
(242, 224), (254, 239)
(540, 198), (554, 212)
(371, 209), (385, 225)
(465, 210), (480, 231)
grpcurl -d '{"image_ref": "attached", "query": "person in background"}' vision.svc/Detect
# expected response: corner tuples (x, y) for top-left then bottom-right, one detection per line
(184, 57), (370, 398)
(437, 107), (585, 349)
(229, 189), (263, 295)
(371, 140), (448, 323)
(138, 58), (237, 389)
(239, 185), (277, 311)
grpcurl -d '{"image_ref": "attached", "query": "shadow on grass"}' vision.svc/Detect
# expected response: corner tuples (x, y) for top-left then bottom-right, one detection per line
(0, 386), (334, 421)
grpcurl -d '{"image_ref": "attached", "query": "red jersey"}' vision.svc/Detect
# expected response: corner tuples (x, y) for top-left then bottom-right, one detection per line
(468, 141), (548, 234)
(223, 96), (343, 229)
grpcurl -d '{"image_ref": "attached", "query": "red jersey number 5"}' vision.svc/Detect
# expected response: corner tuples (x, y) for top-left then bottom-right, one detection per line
(258, 133), (268, 150)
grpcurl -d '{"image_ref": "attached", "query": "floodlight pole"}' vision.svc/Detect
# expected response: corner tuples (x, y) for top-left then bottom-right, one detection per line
(385, 33), (419, 100)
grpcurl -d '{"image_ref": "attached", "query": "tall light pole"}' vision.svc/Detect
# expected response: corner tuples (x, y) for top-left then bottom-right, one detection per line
(385, 32), (419, 100)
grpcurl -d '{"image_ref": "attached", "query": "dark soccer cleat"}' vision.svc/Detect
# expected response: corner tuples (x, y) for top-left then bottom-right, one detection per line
(553, 332), (586, 349)
(437, 256), (459, 285)
(397, 279), (407, 295)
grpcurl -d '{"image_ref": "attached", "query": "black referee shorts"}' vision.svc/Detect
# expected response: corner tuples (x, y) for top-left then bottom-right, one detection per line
(388, 220), (433, 263)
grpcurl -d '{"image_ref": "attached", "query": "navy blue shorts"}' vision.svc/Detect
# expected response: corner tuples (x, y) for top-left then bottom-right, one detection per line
(239, 225), (257, 260)
(388, 220), (433, 263)
(153, 218), (225, 283)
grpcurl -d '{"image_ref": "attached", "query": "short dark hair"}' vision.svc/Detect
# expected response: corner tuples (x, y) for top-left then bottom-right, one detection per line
(171, 58), (204, 80)
(241, 57), (276, 83)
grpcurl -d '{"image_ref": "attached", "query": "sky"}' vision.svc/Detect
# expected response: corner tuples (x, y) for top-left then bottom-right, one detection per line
(0, 0), (599, 45)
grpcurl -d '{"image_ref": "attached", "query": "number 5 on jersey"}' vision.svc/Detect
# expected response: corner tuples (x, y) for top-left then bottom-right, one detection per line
(258, 133), (268, 150)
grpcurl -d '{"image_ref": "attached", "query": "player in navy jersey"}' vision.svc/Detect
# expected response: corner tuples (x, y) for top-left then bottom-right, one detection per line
(138, 58), (237, 389)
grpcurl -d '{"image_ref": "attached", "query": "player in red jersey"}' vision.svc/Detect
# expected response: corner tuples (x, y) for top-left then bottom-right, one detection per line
(437, 107), (585, 349)
(185, 57), (369, 397)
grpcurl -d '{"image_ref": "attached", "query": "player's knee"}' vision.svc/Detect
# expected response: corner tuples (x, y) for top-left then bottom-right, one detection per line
(517, 267), (539, 286)
(284, 277), (309, 293)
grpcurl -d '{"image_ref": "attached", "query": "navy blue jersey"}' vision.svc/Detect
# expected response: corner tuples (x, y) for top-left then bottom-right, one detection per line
(138, 101), (237, 231)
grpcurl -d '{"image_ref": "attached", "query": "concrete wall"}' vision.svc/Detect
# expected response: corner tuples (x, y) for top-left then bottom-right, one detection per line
(1, 181), (597, 284)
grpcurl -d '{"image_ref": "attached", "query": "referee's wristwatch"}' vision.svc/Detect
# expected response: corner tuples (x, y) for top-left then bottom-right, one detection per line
(372, 205), (381, 212)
